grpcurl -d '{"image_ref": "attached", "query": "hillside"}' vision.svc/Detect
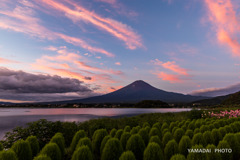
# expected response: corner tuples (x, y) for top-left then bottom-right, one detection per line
(221, 91), (240, 105)
(57, 80), (207, 104)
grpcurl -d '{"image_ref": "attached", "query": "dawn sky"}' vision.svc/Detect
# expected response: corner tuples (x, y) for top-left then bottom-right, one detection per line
(1, 0), (240, 102)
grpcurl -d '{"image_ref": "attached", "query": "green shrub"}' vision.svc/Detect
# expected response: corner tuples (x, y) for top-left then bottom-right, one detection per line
(138, 128), (149, 146)
(76, 137), (92, 151)
(149, 128), (160, 139)
(114, 129), (124, 139)
(11, 139), (32, 160)
(101, 138), (123, 160)
(203, 131), (214, 146)
(162, 128), (169, 135)
(149, 136), (163, 149)
(191, 133), (205, 146)
(70, 130), (86, 152)
(110, 128), (117, 137)
(119, 151), (136, 160)
(50, 133), (65, 156)
(172, 127), (178, 135)
(143, 122), (150, 128)
(164, 139), (178, 160)
(200, 125), (209, 133)
(170, 154), (186, 160)
(71, 145), (93, 160)
(223, 133), (240, 160)
(193, 128), (200, 134)
(187, 122), (195, 130)
(169, 122), (177, 132)
(218, 127), (227, 138)
(40, 143), (61, 160)
(213, 122), (220, 129)
(143, 142), (163, 160)
(0, 142), (3, 151)
(206, 144), (221, 160)
(126, 134), (145, 160)
(194, 121), (201, 128)
(162, 132), (173, 147)
(211, 129), (222, 146)
(185, 130), (193, 139)
(217, 140), (232, 160)
(152, 122), (161, 131)
(145, 126), (151, 133)
(173, 128), (184, 143)
(120, 132), (131, 150)
(224, 125), (233, 133)
(181, 125), (187, 131)
(187, 144), (206, 160)
(178, 136), (191, 157)
(33, 154), (51, 160)
(161, 122), (168, 131)
(208, 124), (215, 130)
(124, 126), (131, 132)
(130, 127), (138, 135)
(0, 150), (17, 160)
(100, 135), (111, 154)
(26, 136), (39, 157)
(92, 129), (108, 157)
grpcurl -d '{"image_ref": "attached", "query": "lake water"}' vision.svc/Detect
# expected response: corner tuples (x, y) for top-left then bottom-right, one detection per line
(0, 108), (191, 140)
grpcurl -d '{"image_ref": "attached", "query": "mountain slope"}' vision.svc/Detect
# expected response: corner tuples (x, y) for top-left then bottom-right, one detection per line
(221, 91), (240, 105)
(62, 80), (207, 104)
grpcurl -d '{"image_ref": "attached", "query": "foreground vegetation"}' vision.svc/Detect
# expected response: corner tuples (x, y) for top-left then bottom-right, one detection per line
(1, 109), (240, 160)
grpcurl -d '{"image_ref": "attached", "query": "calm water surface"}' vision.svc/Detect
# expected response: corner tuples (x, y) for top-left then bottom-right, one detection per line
(0, 108), (191, 140)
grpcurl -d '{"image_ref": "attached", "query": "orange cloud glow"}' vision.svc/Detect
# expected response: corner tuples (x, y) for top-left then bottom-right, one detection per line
(0, 1), (113, 57)
(155, 72), (181, 83)
(37, 0), (143, 50)
(204, 0), (240, 57)
(153, 59), (189, 75)
(0, 57), (19, 64)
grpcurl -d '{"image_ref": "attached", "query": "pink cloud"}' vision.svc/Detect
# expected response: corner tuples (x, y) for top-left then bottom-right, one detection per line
(0, 1), (113, 57)
(155, 72), (182, 83)
(152, 59), (189, 76)
(204, 0), (240, 57)
(37, 0), (143, 50)
(115, 62), (121, 65)
(0, 57), (19, 64)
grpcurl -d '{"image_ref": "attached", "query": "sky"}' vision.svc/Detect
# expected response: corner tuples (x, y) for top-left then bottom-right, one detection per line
(1, 0), (240, 102)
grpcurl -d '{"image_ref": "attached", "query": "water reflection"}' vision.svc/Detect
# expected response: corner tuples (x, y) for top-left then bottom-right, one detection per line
(0, 108), (191, 140)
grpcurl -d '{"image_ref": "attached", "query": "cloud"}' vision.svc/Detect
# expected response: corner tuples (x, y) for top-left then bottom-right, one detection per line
(0, 0), (113, 57)
(204, 0), (240, 57)
(154, 72), (182, 83)
(36, 0), (143, 50)
(0, 67), (92, 94)
(190, 83), (240, 97)
(115, 62), (121, 65)
(152, 59), (189, 75)
(0, 57), (19, 64)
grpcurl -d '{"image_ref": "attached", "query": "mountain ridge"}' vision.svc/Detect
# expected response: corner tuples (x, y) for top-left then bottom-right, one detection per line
(54, 80), (208, 104)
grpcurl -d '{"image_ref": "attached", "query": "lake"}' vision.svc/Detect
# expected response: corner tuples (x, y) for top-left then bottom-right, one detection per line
(0, 108), (191, 140)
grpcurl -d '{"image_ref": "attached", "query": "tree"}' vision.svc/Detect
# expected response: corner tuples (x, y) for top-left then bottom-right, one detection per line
(143, 142), (163, 160)
(40, 143), (61, 160)
(71, 145), (93, 160)
(0, 150), (17, 160)
(50, 133), (65, 157)
(33, 155), (51, 160)
(164, 139), (178, 160)
(187, 144), (206, 160)
(120, 132), (131, 150)
(76, 137), (92, 151)
(101, 138), (123, 160)
(162, 132), (173, 147)
(126, 134), (145, 160)
(11, 139), (32, 160)
(70, 130), (86, 152)
(119, 151), (136, 160)
(178, 136), (191, 157)
(0, 142), (3, 151)
(206, 144), (221, 160)
(138, 128), (149, 146)
(92, 129), (108, 157)
(170, 154), (186, 160)
(173, 128), (184, 143)
(26, 136), (39, 157)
